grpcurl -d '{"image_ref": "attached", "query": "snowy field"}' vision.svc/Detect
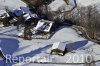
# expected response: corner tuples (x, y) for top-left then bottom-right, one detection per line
(76, 0), (100, 7)
(48, 0), (100, 12)
(0, 0), (100, 66)
(48, 0), (75, 12)
(0, 0), (26, 11)
(0, 26), (100, 66)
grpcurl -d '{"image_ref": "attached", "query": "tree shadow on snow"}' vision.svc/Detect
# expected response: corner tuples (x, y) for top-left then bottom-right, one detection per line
(0, 38), (19, 66)
(16, 44), (52, 61)
(0, 38), (19, 55)
(66, 40), (88, 52)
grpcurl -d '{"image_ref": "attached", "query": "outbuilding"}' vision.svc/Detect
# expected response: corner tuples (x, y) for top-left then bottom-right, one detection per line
(51, 42), (68, 56)
(34, 19), (54, 33)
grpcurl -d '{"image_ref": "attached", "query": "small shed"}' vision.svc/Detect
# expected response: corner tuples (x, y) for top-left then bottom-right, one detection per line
(35, 19), (54, 33)
(51, 42), (67, 56)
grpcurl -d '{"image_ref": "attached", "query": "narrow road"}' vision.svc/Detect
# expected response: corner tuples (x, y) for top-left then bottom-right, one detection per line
(72, 25), (100, 44)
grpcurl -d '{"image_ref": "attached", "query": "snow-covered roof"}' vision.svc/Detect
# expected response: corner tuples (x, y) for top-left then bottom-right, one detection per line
(20, 7), (38, 19)
(14, 7), (38, 19)
(35, 19), (54, 32)
(51, 42), (67, 51)
(14, 7), (31, 17)
(23, 13), (31, 21)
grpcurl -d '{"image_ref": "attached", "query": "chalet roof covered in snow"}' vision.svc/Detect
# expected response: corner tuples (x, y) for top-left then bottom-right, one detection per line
(14, 7), (32, 16)
(14, 7), (38, 19)
(51, 42), (68, 51)
(35, 19), (54, 32)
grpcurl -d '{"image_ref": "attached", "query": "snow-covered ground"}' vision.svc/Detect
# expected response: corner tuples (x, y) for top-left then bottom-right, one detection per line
(0, 0), (100, 66)
(76, 0), (100, 7)
(0, 26), (100, 66)
(0, 0), (26, 11)
(48, 0), (100, 12)
(48, 0), (76, 12)
(13, 26), (100, 66)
